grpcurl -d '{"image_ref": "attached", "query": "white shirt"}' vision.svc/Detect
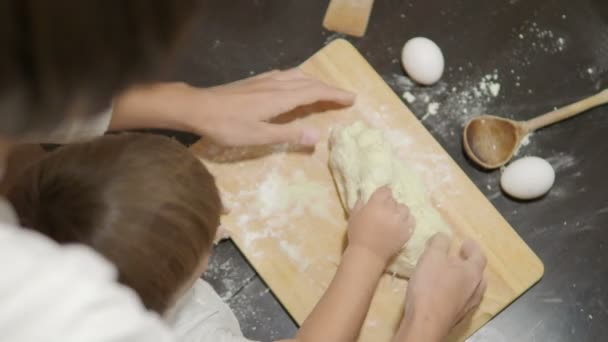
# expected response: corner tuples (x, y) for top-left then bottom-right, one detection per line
(0, 221), (175, 342)
(166, 280), (255, 342)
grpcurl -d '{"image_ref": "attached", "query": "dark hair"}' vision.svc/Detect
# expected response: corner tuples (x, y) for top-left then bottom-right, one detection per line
(8, 133), (221, 313)
(0, 1), (199, 137)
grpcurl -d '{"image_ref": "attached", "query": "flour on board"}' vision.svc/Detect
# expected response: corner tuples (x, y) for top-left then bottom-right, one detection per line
(220, 166), (337, 260)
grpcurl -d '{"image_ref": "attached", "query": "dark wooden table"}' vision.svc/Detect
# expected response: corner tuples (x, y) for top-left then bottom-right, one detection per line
(167, 1), (608, 341)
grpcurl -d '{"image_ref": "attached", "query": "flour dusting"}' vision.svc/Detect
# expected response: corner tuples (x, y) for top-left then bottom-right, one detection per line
(421, 102), (440, 120)
(279, 240), (310, 271)
(385, 69), (502, 139)
(513, 133), (534, 156)
(546, 153), (577, 172)
(402, 91), (416, 103)
(218, 163), (338, 259)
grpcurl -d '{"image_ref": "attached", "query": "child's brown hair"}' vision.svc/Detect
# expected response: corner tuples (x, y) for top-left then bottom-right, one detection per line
(7, 133), (221, 313)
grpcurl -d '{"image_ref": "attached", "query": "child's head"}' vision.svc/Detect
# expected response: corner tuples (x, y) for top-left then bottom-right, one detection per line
(8, 133), (221, 314)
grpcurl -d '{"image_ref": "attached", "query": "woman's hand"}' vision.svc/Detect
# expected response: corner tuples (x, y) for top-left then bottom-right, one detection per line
(192, 68), (355, 146)
(394, 233), (487, 342)
(111, 69), (355, 146)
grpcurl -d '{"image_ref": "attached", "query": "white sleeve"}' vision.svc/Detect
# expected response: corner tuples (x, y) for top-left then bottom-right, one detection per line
(166, 279), (258, 342)
(19, 107), (113, 144)
(0, 222), (175, 342)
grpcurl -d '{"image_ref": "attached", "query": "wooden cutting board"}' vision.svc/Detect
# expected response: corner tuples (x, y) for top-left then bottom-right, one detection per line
(190, 39), (544, 342)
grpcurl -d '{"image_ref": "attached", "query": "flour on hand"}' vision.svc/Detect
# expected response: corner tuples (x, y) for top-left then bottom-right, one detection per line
(329, 121), (452, 278)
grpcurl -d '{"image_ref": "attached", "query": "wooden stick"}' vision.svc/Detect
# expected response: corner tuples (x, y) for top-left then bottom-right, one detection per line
(524, 88), (608, 131)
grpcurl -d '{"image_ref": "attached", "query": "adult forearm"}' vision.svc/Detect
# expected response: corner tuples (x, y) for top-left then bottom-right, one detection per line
(296, 246), (385, 342)
(109, 82), (199, 133)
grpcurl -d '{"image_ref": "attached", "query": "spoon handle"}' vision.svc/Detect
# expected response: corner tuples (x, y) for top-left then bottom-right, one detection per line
(524, 88), (608, 132)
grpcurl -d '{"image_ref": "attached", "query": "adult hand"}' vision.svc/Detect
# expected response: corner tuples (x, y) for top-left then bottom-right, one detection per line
(194, 68), (355, 146)
(347, 186), (415, 265)
(111, 69), (355, 146)
(395, 233), (487, 342)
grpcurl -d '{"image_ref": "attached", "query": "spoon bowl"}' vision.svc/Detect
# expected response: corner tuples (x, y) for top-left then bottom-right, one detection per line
(463, 115), (527, 169)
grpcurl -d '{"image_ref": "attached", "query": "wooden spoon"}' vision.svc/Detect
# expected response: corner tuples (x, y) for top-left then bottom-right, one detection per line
(463, 88), (608, 169)
(323, 0), (375, 37)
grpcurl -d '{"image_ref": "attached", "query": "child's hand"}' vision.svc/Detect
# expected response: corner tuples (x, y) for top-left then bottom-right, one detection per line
(397, 233), (487, 342)
(347, 186), (415, 265)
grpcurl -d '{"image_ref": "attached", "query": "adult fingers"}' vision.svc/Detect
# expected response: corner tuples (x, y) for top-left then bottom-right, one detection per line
(396, 202), (410, 220)
(269, 68), (309, 81)
(371, 186), (392, 202)
(254, 122), (320, 146)
(227, 69), (281, 88)
(460, 239), (487, 271)
(466, 277), (487, 313)
(426, 232), (451, 254)
(251, 69), (281, 80)
(257, 83), (354, 118)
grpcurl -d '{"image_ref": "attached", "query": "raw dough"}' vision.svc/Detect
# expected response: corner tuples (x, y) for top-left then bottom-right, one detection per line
(329, 121), (452, 278)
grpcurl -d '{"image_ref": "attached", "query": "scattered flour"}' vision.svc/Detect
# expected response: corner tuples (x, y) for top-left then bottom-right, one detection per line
(402, 91), (416, 103)
(489, 83), (501, 97)
(513, 132), (534, 156)
(517, 22), (567, 54)
(383, 69), (502, 138)
(219, 164), (338, 260)
(279, 241), (311, 272)
(428, 102), (440, 115)
(421, 102), (440, 120)
(478, 73), (501, 97)
(546, 153), (577, 172)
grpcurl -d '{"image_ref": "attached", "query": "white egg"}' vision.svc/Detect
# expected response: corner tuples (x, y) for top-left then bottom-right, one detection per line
(500, 157), (555, 200)
(401, 37), (445, 85)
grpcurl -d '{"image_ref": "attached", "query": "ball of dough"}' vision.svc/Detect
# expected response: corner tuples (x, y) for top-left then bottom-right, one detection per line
(329, 121), (452, 278)
(500, 157), (555, 200)
(401, 37), (445, 85)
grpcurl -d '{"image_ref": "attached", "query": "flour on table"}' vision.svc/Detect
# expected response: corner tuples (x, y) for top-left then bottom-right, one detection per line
(383, 71), (502, 139)
(513, 132), (534, 156)
(421, 102), (440, 120)
(329, 121), (452, 278)
(402, 91), (416, 103)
